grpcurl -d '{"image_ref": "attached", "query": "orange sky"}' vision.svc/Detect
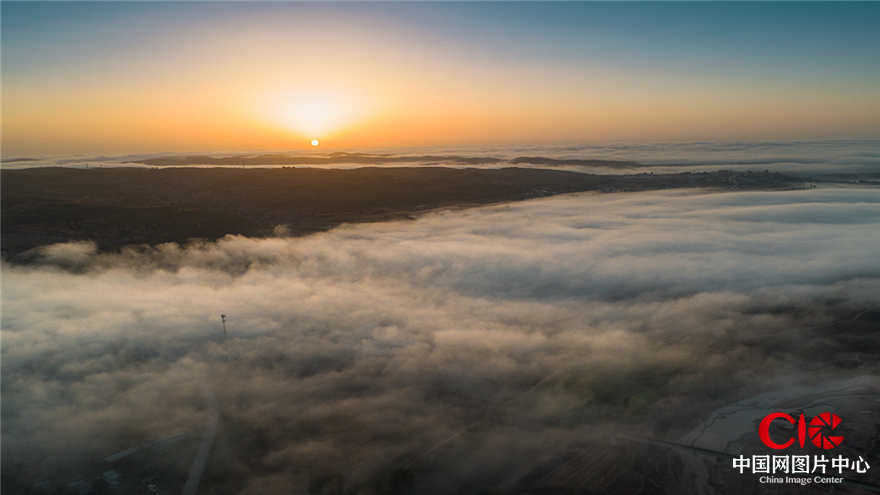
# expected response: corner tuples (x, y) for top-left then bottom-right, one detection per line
(3, 3), (879, 155)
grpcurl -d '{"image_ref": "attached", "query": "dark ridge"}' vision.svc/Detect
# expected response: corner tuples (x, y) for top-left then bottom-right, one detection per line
(135, 153), (504, 166)
(1, 157), (38, 163)
(510, 156), (639, 168)
(134, 153), (639, 167)
(654, 157), (825, 166)
(1, 167), (796, 260)
(56, 155), (120, 164)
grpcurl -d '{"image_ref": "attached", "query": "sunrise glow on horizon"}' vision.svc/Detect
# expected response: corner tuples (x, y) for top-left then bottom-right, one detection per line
(2, 2), (879, 155)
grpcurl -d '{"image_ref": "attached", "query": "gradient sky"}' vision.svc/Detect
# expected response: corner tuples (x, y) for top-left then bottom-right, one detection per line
(3, 2), (880, 155)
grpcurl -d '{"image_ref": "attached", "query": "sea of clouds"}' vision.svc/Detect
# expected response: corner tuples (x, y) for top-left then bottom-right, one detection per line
(3, 187), (879, 493)
(4, 139), (880, 176)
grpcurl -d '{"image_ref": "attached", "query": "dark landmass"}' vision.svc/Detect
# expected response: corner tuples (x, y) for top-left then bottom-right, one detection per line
(136, 152), (505, 166)
(510, 156), (639, 168)
(56, 155), (120, 165)
(2, 167), (796, 260)
(133, 152), (637, 168)
(1, 157), (38, 163)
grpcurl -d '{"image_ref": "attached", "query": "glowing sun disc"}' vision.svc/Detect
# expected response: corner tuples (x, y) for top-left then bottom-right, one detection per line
(311, 139), (320, 146)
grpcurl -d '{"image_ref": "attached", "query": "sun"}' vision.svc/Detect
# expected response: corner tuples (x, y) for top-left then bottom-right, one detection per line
(311, 139), (320, 146)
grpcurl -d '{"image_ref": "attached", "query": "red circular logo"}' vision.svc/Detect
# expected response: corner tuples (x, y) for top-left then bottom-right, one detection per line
(808, 412), (844, 449)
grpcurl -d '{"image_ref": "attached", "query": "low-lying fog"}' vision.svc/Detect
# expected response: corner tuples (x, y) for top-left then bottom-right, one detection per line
(3, 187), (879, 493)
(5, 139), (880, 176)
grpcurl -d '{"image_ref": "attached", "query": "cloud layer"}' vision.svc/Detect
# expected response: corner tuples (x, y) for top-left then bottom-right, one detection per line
(5, 139), (880, 177)
(3, 187), (879, 493)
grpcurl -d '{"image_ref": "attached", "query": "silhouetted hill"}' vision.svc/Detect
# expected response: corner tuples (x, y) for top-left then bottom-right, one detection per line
(2, 167), (795, 259)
